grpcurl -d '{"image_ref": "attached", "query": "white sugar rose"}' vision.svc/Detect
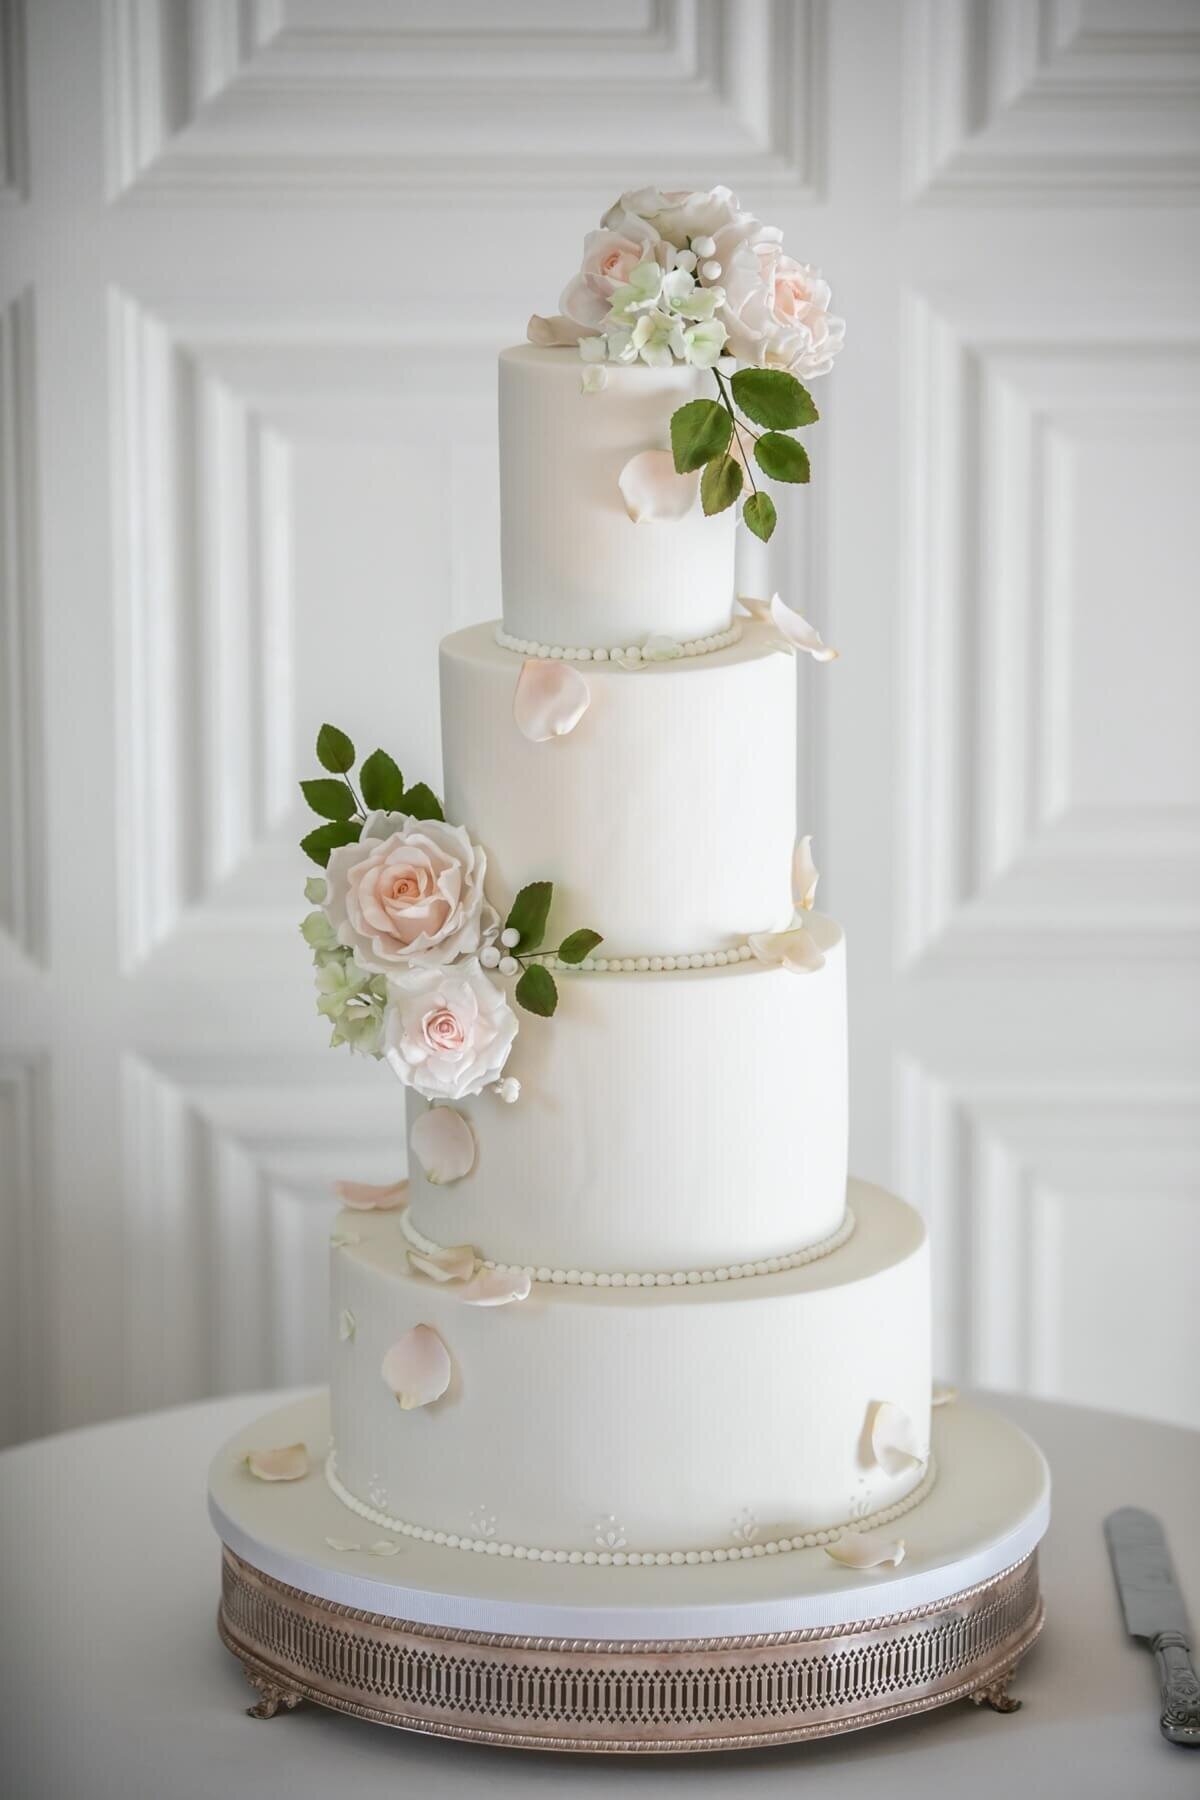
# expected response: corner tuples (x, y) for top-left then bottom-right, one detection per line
(603, 185), (742, 250)
(324, 810), (495, 976)
(712, 218), (845, 378)
(560, 224), (662, 332)
(384, 961), (518, 1102)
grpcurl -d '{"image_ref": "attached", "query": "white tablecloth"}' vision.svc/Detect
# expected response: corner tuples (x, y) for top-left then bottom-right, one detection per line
(2, 1389), (1197, 1798)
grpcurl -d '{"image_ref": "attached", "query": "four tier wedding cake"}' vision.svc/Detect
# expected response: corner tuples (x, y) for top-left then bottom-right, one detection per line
(295, 186), (933, 1572)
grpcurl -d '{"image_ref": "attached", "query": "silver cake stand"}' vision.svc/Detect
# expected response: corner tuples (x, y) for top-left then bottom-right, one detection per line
(208, 1393), (1048, 1753)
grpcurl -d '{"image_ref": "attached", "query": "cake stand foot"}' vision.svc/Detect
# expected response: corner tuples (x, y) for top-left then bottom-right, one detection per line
(242, 1667), (304, 1721)
(969, 1671), (1023, 1714)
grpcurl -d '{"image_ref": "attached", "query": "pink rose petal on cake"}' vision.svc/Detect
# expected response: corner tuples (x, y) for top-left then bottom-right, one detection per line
(618, 450), (699, 524)
(410, 1106), (476, 1186)
(748, 925), (826, 974)
(381, 1325), (451, 1410)
(739, 594), (838, 661)
(870, 1401), (926, 1476)
(526, 312), (588, 347)
(407, 1243), (478, 1284)
(513, 659), (591, 742)
(792, 835), (819, 912)
(245, 1443), (308, 1482)
(457, 1267), (533, 1306)
(335, 1178), (409, 1212)
(826, 1530), (906, 1570)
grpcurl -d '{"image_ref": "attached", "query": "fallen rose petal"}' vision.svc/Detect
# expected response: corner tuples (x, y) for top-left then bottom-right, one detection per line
(245, 1443), (308, 1482)
(407, 1242), (478, 1284)
(381, 1324), (452, 1410)
(329, 1231), (361, 1249)
(618, 450), (699, 524)
(335, 1178), (409, 1212)
(826, 1530), (906, 1570)
(338, 1309), (356, 1342)
(369, 1540), (402, 1557)
(793, 835), (819, 911)
(738, 593), (838, 661)
(526, 313), (588, 347)
(748, 925), (826, 974)
(325, 1537), (362, 1552)
(513, 659), (591, 742)
(932, 1385), (958, 1407)
(870, 1401), (926, 1475)
(410, 1106), (476, 1185)
(457, 1267), (533, 1306)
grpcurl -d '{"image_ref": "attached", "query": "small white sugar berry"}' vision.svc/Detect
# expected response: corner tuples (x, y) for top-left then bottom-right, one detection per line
(700, 259), (722, 282)
(674, 248), (698, 272)
(479, 943), (501, 968)
(691, 235), (716, 258)
(500, 927), (520, 948)
(498, 955), (519, 976)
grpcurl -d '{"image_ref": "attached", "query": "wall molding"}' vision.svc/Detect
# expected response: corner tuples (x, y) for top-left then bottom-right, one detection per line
(906, 0), (1200, 204)
(0, 1052), (50, 1445)
(121, 1052), (404, 1411)
(897, 289), (1200, 970)
(0, 290), (43, 971)
(0, 0), (27, 204)
(894, 1055), (1200, 1425)
(104, 0), (823, 199)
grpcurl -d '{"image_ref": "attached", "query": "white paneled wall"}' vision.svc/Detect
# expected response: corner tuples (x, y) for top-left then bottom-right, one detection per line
(1, 0), (1197, 1444)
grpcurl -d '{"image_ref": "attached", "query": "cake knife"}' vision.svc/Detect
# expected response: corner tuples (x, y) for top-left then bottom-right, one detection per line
(1104, 1507), (1200, 1746)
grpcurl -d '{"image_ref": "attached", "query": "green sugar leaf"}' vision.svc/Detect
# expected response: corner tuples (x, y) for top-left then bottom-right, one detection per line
(301, 820), (361, 869)
(400, 782), (444, 822)
(742, 491), (777, 542)
(506, 880), (554, 953)
(515, 962), (558, 1018)
(754, 432), (811, 484)
(700, 453), (743, 516)
(300, 778), (357, 821)
(557, 928), (603, 965)
(316, 723), (356, 774)
(670, 398), (732, 473)
(730, 368), (818, 430)
(360, 748), (405, 812)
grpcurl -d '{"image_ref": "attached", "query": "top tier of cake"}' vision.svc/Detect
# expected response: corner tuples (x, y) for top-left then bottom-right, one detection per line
(499, 347), (736, 649)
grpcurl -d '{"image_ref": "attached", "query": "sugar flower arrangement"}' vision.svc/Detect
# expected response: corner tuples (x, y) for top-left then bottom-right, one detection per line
(529, 184), (844, 543)
(298, 724), (601, 1104)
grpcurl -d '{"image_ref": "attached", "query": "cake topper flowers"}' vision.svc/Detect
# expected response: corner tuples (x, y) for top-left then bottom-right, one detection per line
(529, 184), (844, 542)
(298, 725), (603, 1097)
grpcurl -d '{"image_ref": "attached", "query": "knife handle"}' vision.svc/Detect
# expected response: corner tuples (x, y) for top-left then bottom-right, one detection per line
(1153, 1630), (1200, 1747)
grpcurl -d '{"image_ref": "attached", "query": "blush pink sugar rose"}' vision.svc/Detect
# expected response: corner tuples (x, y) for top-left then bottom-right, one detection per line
(323, 810), (495, 976)
(385, 960), (519, 1102)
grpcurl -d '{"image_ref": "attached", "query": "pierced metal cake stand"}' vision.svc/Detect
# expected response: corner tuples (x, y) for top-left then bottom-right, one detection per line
(208, 1393), (1048, 1754)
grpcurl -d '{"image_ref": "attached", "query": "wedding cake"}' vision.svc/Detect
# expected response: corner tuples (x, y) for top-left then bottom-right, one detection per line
(295, 186), (934, 1572)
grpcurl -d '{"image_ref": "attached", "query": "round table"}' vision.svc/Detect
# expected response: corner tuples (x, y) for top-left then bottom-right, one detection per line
(2, 1390), (1197, 1798)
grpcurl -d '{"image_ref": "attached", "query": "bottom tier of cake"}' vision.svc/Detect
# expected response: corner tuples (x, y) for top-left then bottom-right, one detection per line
(327, 1181), (932, 1563)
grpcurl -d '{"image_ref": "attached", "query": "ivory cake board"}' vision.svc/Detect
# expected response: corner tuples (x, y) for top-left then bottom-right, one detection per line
(208, 1391), (1049, 1641)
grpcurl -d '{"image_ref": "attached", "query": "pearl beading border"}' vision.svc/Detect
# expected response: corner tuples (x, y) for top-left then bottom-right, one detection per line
(536, 943), (757, 974)
(400, 1205), (856, 1290)
(494, 621), (742, 663)
(324, 1452), (937, 1567)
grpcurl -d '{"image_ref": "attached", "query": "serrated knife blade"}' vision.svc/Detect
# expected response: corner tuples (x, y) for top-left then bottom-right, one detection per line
(1105, 1507), (1200, 1747)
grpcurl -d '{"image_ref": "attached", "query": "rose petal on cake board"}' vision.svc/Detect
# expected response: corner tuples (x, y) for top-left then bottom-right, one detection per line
(369, 1540), (402, 1557)
(748, 925), (826, 974)
(245, 1443), (308, 1482)
(338, 1309), (356, 1342)
(618, 450), (699, 524)
(407, 1243), (478, 1284)
(325, 1537), (362, 1552)
(738, 594), (838, 661)
(513, 660), (591, 742)
(932, 1385), (958, 1407)
(793, 835), (819, 911)
(335, 1177), (409, 1212)
(381, 1325), (452, 1410)
(457, 1268), (533, 1306)
(826, 1530), (906, 1570)
(409, 1106), (476, 1185)
(870, 1401), (926, 1475)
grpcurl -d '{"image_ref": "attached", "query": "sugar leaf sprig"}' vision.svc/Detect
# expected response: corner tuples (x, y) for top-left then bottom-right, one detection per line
(488, 881), (603, 1018)
(670, 366), (817, 544)
(299, 724), (445, 866)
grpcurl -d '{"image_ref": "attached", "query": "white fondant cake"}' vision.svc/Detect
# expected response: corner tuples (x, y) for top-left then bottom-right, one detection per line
(307, 194), (934, 1572)
(330, 1182), (930, 1560)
